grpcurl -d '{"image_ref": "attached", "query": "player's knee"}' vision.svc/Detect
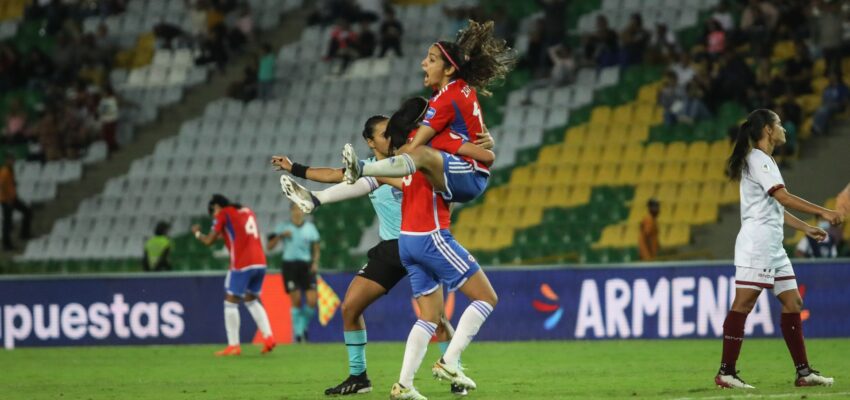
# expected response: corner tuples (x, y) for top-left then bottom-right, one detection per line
(731, 301), (754, 314)
(783, 295), (803, 312)
(225, 294), (242, 303)
(340, 300), (361, 322)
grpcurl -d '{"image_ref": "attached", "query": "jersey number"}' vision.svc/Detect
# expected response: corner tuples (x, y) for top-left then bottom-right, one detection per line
(402, 175), (413, 187)
(245, 216), (259, 239)
(472, 101), (484, 128)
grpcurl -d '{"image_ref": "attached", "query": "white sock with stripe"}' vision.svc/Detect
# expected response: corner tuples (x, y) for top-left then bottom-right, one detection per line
(443, 301), (493, 367)
(224, 301), (241, 346)
(244, 300), (272, 338)
(362, 153), (416, 177)
(399, 319), (437, 388)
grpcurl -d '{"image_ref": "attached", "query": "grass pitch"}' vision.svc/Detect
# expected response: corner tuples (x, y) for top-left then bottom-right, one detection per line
(4, 339), (849, 399)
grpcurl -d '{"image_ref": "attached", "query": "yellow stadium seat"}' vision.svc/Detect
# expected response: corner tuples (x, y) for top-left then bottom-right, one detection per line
(658, 162), (684, 183)
(637, 85), (659, 103)
(655, 203), (674, 225)
(678, 182), (700, 200)
(628, 203), (645, 223)
(703, 160), (726, 182)
(616, 162), (640, 185)
(530, 165), (555, 187)
(644, 142), (666, 162)
(772, 40), (794, 60)
(596, 164), (618, 185)
(671, 201), (695, 224)
(552, 164), (575, 185)
(655, 183), (679, 202)
(721, 181), (740, 204)
(620, 224), (640, 247)
(538, 145), (563, 166)
(574, 164), (597, 184)
(608, 127), (630, 144)
(590, 106), (613, 125)
(622, 145), (644, 162)
(565, 126), (590, 147)
(455, 207), (482, 227)
(694, 202), (719, 224)
(812, 77), (829, 94)
(708, 140), (732, 160)
(517, 206), (543, 228)
(651, 107), (664, 124)
(637, 162), (661, 184)
(528, 187), (548, 206)
(699, 182), (722, 205)
(687, 141), (710, 161)
(798, 94), (820, 115)
(628, 125), (650, 142)
(484, 186), (508, 206)
(665, 142), (688, 161)
(594, 224), (625, 248)
(662, 224), (691, 247)
(511, 165), (534, 184)
(578, 145), (603, 165)
(633, 104), (655, 126)
(504, 188), (529, 207)
(611, 104), (635, 125)
(544, 185), (570, 207)
(601, 144), (625, 165)
(492, 229), (514, 249)
(683, 161), (707, 181)
(633, 183), (657, 205)
(571, 184), (592, 205)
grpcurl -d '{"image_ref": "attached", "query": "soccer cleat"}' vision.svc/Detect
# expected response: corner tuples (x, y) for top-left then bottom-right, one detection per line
(280, 175), (316, 213)
(450, 384), (467, 396)
(389, 383), (426, 400)
(715, 371), (755, 389)
(795, 369), (834, 387)
(214, 345), (241, 356)
(324, 372), (372, 396)
(432, 359), (476, 390)
(260, 336), (276, 354)
(342, 143), (363, 184)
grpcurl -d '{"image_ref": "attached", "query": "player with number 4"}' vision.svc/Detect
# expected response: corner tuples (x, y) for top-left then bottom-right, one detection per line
(192, 194), (276, 356)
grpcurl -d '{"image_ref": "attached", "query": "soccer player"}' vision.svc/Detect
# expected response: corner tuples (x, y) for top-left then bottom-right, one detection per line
(273, 114), (489, 396)
(267, 203), (320, 343)
(716, 109), (844, 389)
(192, 194), (275, 356)
(342, 20), (516, 206)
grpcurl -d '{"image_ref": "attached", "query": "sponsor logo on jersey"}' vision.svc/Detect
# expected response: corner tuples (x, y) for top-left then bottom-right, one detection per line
(425, 107), (436, 121)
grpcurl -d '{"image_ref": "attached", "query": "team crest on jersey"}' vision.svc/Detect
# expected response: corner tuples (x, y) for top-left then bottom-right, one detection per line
(762, 163), (770, 172)
(425, 107), (436, 120)
(468, 254), (476, 263)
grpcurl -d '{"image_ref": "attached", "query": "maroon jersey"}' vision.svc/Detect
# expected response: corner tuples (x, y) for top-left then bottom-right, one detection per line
(422, 78), (489, 174)
(212, 206), (267, 270)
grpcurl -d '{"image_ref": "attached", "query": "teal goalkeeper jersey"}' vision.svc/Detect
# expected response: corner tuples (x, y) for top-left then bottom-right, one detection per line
(364, 157), (402, 241)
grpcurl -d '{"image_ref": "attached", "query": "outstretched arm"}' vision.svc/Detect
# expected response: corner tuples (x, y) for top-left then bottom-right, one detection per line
(784, 211), (827, 242)
(774, 189), (844, 225)
(272, 155), (345, 183)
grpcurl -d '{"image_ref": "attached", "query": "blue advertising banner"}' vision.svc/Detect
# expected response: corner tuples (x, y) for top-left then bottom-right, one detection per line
(1, 261), (848, 348)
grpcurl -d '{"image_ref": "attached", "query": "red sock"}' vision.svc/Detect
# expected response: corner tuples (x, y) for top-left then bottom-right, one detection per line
(780, 313), (809, 372)
(720, 311), (748, 374)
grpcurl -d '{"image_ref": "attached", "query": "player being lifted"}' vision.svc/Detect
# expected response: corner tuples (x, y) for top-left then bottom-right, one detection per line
(342, 20), (516, 207)
(716, 109), (843, 389)
(192, 194), (276, 356)
(272, 113), (492, 396)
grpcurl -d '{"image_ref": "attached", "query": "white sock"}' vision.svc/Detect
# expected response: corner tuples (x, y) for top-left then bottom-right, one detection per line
(244, 300), (272, 338)
(362, 154), (416, 177)
(443, 301), (493, 367)
(224, 301), (241, 346)
(314, 177), (378, 205)
(399, 319), (437, 388)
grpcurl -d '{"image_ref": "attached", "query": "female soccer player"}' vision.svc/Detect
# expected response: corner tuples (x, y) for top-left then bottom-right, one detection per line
(716, 109), (843, 389)
(272, 114), (490, 396)
(342, 20), (516, 205)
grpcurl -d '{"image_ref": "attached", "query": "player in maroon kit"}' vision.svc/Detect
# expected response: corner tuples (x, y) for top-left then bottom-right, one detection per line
(343, 20), (516, 206)
(192, 194), (276, 356)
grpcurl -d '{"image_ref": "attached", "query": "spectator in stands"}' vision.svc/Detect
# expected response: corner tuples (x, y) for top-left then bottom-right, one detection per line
(795, 220), (838, 258)
(357, 20), (377, 58)
(619, 13), (649, 67)
(24, 49), (55, 90)
(521, 42), (576, 105)
(326, 19), (359, 72)
(679, 81), (713, 124)
(711, 1), (735, 32)
(3, 100), (30, 144)
(639, 199), (660, 261)
(658, 71), (686, 126)
(812, 72), (850, 136)
(153, 22), (190, 51)
(670, 52), (695, 89)
(0, 154), (32, 250)
(740, 0), (778, 60)
(98, 85), (119, 153)
(811, 0), (845, 76)
(537, 0), (567, 47)
(379, 8), (403, 57)
(143, 221), (173, 271)
(0, 44), (22, 92)
(196, 27), (229, 71)
(706, 19), (726, 57)
(646, 23), (679, 65)
(34, 107), (63, 161)
(228, 57), (258, 102)
(524, 18), (548, 78)
(713, 50), (755, 106)
(258, 43), (275, 100)
(781, 41), (813, 95)
(235, 3), (254, 42)
(584, 15), (618, 67)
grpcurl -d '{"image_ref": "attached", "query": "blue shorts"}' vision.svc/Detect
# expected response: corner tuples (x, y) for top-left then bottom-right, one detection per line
(438, 152), (489, 203)
(225, 267), (266, 297)
(399, 230), (481, 298)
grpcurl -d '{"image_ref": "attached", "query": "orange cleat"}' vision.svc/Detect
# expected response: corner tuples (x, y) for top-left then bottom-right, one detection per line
(261, 337), (276, 355)
(215, 345), (241, 356)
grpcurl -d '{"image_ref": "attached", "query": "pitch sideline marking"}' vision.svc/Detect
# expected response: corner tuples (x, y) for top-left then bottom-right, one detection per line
(672, 391), (850, 400)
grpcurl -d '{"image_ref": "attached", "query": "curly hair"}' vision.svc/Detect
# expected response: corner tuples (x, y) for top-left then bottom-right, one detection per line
(436, 20), (517, 97)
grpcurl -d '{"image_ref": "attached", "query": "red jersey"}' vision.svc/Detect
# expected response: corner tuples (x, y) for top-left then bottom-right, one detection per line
(422, 79), (489, 174)
(212, 206), (267, 270)
(401, 129), (452, 234)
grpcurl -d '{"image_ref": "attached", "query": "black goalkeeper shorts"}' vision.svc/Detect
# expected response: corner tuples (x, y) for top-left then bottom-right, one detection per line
(357, 239), (407, 293)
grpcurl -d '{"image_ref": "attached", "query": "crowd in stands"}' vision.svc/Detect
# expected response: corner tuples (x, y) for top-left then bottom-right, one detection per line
(520, 0), (848, 155)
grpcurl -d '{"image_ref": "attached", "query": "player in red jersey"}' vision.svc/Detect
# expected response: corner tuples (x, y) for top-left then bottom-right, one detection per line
(192, 194), (275, 356)
(343, 20), (515, 206)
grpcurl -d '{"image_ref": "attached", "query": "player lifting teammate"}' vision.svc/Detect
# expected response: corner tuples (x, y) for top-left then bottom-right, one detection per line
(716, 109), (843, 389)
(192, 194), (276, 356)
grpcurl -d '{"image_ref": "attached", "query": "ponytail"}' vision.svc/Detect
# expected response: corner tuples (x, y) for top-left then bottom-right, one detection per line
(436, 20), (517, 97)
(725, 109), (777, 180)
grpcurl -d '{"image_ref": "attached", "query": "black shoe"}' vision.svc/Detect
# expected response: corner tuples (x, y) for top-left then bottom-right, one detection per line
(324, 372), (372, 395)
(450, 383), (468, 396)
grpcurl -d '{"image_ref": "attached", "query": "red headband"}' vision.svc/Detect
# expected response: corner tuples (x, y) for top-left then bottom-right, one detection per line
(435, 42), (460, 72)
